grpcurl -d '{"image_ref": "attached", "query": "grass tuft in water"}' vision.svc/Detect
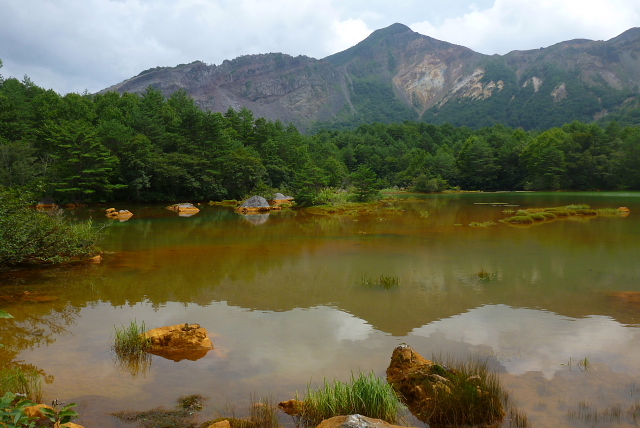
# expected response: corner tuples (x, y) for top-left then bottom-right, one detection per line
(301, 372), (404, 426)
(469, 221), (497, 227)
(361, 274), (400, 289)
(113, 320), (153, 376)
(113, 394), (207, 428)
(421, 355), (508, 427)
(0, 365), (44, 402)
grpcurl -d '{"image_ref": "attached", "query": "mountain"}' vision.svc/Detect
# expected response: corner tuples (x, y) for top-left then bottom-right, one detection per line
(100, 24), (640, 131)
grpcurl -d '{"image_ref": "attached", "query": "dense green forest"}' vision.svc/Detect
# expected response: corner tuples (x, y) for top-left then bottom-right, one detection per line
(1, 66), (640, 205)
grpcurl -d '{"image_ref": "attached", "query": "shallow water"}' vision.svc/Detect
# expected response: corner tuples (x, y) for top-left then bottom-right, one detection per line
(2, 192), (640, 427)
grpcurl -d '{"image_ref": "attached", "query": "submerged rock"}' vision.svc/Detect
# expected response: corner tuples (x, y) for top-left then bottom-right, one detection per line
(143, 323), (214, 362)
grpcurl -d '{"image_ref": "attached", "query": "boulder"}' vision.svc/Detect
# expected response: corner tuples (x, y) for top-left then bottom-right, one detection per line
(36, 197), (58, 210)
(317, 415), (412, 428)
(237, 195), (271, 214)
(143, 323), (214, 362)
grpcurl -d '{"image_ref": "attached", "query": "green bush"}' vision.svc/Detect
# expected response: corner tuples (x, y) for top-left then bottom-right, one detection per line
(0, 188), (102, 269)
(503, 215), (534, 224)
(0, 392), (37, 428)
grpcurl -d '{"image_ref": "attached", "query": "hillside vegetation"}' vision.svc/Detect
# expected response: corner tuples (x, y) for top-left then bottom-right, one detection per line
(2, 69), (640, 204)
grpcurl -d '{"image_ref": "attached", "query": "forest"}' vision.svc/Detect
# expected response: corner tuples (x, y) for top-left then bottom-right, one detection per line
(1, 70), (640, 206)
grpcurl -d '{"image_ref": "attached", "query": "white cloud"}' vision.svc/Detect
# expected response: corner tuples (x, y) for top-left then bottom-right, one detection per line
(410, 0), (640, 54)
(1, 0), (638, 94)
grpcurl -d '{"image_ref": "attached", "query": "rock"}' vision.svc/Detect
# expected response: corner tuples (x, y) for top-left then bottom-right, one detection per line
(36, 197), (58, 210)
(24, 403), (54, 420)
(274, 192), (286, 200)
(317, 415), (411, 428)
(278, 399), (305, 415)
(237, 195), (271, 214)
(242, 213), (270, 225)
(106, 208), (133, 221)
(88, 254), (102, 263)
(167, 203), (200, 215)
(143, 323), (214, 362)
(608, 291), (640, 305)
(206, 420), (231, 428)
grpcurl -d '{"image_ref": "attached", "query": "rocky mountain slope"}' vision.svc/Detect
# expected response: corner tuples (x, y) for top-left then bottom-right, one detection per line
(101, 23), (640, 130)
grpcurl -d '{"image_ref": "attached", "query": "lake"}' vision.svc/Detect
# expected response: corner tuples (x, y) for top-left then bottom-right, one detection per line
(1, 191), (640, 428)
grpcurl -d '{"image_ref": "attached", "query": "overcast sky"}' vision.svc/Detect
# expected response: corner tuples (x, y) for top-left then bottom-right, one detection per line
(1, 0), (639, 95)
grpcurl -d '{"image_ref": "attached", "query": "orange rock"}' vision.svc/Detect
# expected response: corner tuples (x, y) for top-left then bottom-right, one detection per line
(278, 399), (305, 415)
(24, 404), (54, 420)
(206, 420), (231, 428)
(619, 207), (630, 212)
(143, 323), (214, 362)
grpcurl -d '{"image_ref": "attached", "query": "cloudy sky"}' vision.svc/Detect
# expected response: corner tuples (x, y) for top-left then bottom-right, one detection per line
(1, 0), (639, 95)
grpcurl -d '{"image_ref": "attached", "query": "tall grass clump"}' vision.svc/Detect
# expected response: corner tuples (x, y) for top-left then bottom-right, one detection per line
(301, 372), (403, 426)
(0, 366), (44, 402)
(113, 320), (152, 376)
(424, 355), (507, 427)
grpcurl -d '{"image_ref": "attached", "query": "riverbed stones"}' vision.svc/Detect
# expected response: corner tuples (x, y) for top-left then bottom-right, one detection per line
(166, 203), (200, 216)
(142, 323), (214, 362)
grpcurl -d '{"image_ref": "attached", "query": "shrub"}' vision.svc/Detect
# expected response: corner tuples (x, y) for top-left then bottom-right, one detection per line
(301, 372), (403, 426)
(0, 391), (37, 428)
(529, 213), (546, 221)
(0, 188), (102, 269)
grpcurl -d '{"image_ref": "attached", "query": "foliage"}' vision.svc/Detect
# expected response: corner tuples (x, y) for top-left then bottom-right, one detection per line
(301, 372), (404, 426)
(0, 392), (37, 428)
(0, 188), (101, 269)
(2, 72), (640, 204)
(40, 401), (79, 426)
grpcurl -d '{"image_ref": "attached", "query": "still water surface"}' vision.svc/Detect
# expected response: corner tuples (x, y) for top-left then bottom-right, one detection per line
(2, 192), (640, 427)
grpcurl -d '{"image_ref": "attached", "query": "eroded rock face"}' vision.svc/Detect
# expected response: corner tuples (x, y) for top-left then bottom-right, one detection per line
(143, 323), (214, 362)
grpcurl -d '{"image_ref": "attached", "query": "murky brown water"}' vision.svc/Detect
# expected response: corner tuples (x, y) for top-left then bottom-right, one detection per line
(2, 192), (640, 428)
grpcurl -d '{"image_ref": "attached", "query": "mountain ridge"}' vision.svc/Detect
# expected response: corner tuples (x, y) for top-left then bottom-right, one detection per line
(100, 24), (640, 131)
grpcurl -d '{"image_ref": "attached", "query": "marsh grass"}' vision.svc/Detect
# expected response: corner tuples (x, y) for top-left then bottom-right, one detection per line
(0, 365), (43, 402)
(597, 208), (626, 216)
(361, 274), (400, 289)
(419, 211), (429, 218)
(420, 354), (511, 427)
(113, 320), (153, 376)
(502, 204), (617, 226)
(477, 268), (497, 281)
(469, 221), (497, 227)
(567, 401), (624, 425)
(301, 372), (403, 426)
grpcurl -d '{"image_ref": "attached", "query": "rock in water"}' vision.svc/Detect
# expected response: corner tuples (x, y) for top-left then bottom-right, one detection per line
(317, 415), (412, 428)
(143, 323), (214, 362)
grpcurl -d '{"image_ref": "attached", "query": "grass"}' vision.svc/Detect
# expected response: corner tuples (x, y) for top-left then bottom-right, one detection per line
(502, 204), (619, 226)
(421, 355), (506, 427)
(419, 210), (429, 218)
(113, 320), (153, 376)
(361, 274), (400, 289)
(300, 372), (404, 426)
(469, 221), (497, 227)
(0, 365), (44, 402)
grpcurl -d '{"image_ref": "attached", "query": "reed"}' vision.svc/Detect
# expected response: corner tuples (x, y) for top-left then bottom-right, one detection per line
(301, 372), (403, 426)
(0, 365), (43, 402)
(469, 221), (497, 227)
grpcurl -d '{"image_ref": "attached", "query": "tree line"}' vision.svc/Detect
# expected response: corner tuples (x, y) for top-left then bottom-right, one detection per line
(1, 72), (640, 206)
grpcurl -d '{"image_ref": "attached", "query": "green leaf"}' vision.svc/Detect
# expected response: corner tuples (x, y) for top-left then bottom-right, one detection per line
(0, 310), (13, 318)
